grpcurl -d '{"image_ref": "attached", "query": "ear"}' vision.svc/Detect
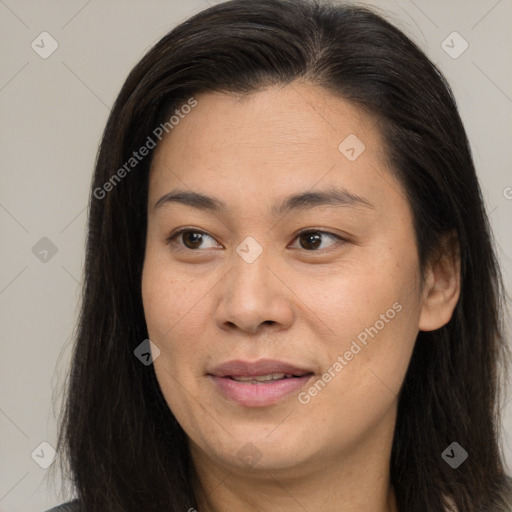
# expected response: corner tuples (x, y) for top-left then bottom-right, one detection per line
(418, 231), (461, 331)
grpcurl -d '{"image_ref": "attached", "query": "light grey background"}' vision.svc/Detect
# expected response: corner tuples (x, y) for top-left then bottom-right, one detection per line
(1, 0), (511, 510)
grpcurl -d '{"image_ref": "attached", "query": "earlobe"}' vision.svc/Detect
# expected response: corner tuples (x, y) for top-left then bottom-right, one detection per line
(418, 232), (461, 332)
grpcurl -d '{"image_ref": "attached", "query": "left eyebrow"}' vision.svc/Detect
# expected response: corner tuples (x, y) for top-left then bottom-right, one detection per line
(271, 187), (375, 216)
(153, 186), (374, 215)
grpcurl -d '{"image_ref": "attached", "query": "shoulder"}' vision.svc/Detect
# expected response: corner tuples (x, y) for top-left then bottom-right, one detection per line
(44, 501), (80, 512)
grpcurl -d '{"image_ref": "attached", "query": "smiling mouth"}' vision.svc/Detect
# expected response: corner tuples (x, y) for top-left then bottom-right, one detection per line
(227, 372), (313, 384)
(207, 359), (315, 406)
(209, 372), (315, 407)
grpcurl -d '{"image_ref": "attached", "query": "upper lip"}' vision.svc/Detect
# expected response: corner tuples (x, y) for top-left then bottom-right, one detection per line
(209, 359), (314, 378)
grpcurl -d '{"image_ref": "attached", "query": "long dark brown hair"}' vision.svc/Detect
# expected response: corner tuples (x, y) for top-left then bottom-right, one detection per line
(55, 0), (512, 510)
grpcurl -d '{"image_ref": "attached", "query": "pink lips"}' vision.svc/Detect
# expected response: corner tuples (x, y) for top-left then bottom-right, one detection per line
(208, 359), (314, 407)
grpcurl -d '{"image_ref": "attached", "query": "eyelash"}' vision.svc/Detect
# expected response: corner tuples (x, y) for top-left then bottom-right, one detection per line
(165, 227), (346, 253)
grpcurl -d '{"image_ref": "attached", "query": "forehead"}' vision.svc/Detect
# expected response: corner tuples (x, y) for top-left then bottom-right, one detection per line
(148, 83), (404, 214)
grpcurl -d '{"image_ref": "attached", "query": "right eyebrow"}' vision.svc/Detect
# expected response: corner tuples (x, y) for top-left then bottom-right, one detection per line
(154, 190), (224, 212)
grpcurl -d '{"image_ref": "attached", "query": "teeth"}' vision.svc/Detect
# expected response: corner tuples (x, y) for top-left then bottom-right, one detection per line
(230, 373), (295, 383)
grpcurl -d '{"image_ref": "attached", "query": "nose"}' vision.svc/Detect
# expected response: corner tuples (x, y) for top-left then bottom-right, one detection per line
(214, 247), (295, 335)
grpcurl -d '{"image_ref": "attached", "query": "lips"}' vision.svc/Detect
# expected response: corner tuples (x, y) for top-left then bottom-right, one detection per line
(209, 359), (313, 378)
(229, 372), (300, 383)
(208, 359), (314, 407)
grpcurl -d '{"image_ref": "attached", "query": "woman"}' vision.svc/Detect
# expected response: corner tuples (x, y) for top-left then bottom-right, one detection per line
(48, 0), (512, 510)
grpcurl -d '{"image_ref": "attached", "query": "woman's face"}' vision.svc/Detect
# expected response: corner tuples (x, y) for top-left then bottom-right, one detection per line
(142, 83), (428, 476)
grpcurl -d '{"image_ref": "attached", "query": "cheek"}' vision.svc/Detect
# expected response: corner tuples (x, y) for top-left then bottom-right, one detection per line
(141, 258), (207, 418)
(296, 267), (420, 448)
(142, 250), (205, 342)
(297, 251), (419, 341)
(141, 261), (208, 401)
(302, 250), (421, 392)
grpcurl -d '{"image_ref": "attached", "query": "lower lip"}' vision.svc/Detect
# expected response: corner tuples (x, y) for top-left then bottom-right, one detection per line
(209, 375), (314, 407)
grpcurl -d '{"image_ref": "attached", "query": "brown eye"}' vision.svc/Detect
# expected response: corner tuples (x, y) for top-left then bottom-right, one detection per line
(167, 229), (220, 250)
(291, 230), (343, 251)
(299, 232), (322, 250)
(182, 231), (205, 249)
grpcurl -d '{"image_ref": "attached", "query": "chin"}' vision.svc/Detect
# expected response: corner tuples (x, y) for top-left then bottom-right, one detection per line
(205, 426), (315, 473)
